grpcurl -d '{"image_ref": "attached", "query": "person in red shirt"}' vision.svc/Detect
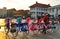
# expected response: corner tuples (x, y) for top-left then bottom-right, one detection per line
(42, 13), (50, 29)
(38, 17), (44, 23)
(26, 17), (31, 24)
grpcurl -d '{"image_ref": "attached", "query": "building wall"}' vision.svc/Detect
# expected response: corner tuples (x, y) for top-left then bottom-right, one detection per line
(58, 9), (60, 15)
(48, 7), (60, 18)
(0, 7), (7, 17)
(30, 7), (48, 19)
(2, 8), (7, 17)
(0, 11), (3, 16)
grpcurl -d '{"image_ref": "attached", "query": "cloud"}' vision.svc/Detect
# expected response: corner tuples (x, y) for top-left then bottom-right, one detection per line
(0, 0), (60, 10)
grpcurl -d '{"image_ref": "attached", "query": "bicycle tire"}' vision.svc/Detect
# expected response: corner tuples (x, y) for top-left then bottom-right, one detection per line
(51, 24), (59, 33)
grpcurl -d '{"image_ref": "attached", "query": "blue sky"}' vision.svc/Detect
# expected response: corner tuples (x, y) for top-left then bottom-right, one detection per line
(0, 0), (60, 10)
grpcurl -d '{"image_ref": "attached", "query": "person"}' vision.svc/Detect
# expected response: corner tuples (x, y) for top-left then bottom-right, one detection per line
(38, 16), (47, 34)
(26, 17), (31, 26)
(10, 23), (18, 38)
(21, 17), (28, 32)
(40, 13), (50, 34)
(26, 17), (32, 31)
(11, 18), (18, 36)
(53, 18), (59, 29)
(5, 18), (11, 34)
(42, 13), (50, 29)
(30, 18), (38, 31)
(38, 17), (44, 23)
(16, 16), (22, 32)
(38, 16), (44, 31)
(21, 17), (30, 36)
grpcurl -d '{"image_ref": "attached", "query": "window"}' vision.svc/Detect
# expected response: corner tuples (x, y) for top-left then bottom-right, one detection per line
(39, 12), (41, 16)
(30, 8), (34, 10)
(52, 9), (54, 12)
(33, 12), (35, 14)
(56, 9), (58, 12)
(49, 9), (51, 12)
(41, 8), (43, 11)
(37, 8), (39, 10)
(39, 8), (40, 10)
(39, 12), (40, 14)
(30, 12), (33, 14)
(44, 8), (46, 11)
(45, 9), (47, 11)
(37, 12), (38, 14)
(41, 8), (44, 11)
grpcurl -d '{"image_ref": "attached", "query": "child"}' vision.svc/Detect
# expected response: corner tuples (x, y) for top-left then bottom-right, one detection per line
(10, 23), (18, 38)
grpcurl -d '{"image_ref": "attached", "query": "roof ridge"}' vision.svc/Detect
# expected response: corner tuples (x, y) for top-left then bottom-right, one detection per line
(29, 2), (51, 8)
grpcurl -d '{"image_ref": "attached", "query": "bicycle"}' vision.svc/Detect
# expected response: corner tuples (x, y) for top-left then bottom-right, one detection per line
(20, 23), (29, 39)
(5, 26), (10, 39)
(29, 23), (39, 35)
(38, 22), (46, 34)
(9, 23), (18, 39)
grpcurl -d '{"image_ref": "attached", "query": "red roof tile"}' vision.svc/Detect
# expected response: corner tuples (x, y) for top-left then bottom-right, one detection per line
(29, 2), (51, 8)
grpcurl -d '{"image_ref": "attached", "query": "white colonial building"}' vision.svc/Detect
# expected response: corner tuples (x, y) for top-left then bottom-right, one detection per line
(48, 5), (60, 18)
(29, 2), (50, 19)
(0, 7), (7, 17)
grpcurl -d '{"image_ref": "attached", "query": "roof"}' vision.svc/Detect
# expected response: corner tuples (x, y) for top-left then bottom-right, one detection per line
(29, 1), (51, 8)
(48, 5), (60, 9)
(14, 10), (29, 16)
(7, 8), (16, 11)
(16, 10), (24, 13)
(16, 10), (29, 12)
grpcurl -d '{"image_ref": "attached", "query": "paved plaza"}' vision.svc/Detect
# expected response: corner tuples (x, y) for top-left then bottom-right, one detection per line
(7, 24), (60, 39)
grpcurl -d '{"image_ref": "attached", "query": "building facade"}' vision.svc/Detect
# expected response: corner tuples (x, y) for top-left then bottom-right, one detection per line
(29, 2), (50, 19)
(7, 8), (16, 17)
(48, 5), (60, 18)
(0, 7), (7, 17)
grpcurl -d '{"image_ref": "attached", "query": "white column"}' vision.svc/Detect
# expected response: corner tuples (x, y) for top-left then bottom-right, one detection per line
(35, 11), (37, 19)
(54, 9), (56, 18)
(54, 8), (58, 18)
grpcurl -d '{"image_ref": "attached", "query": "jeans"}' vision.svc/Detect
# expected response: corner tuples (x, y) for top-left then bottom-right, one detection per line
(51, 23), (58, 29)
(16, 26), (22, 32)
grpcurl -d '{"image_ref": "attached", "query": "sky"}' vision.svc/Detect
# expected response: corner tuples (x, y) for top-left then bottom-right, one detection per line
(0, 0), (60, 10)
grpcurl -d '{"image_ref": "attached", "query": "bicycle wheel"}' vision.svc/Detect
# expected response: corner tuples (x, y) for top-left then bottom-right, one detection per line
(52, 24), (59, 33)
(6, 28), (10, 39)
(42, 26), (46, 34)
(6, 33), (10, 39)
(12, 33), (17, 39)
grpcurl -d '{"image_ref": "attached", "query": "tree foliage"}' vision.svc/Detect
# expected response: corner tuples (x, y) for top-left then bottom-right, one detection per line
(22, 12), (31, 18)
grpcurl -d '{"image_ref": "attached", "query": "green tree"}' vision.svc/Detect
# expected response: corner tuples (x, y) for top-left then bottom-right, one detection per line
(22, 12), (31, 18)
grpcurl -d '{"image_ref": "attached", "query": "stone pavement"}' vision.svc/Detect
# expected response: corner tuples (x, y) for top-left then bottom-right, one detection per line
(7, 24), (60, 39)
